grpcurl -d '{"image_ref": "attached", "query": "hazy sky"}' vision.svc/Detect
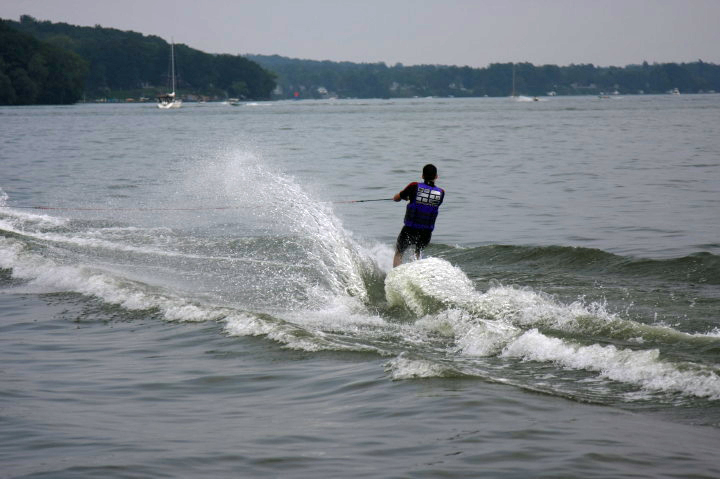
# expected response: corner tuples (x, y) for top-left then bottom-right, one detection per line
(2, 0), (719, 67)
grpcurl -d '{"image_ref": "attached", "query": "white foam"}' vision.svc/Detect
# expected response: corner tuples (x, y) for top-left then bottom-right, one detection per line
(385, 257), (477, 315)
(222, 312), (269, 335)
(0, 190), (67, 227)
(384, 354), (449, 380)
(694, 328), (720, 338)
(363, 242), (395, 274)
(414, 309), (520, 356)
(0, 236), (224, 322)
(285, 295), (386, 329)
(0, 207), (69, 228)
(501, 329), (720, 399)
(223, 308), (384, 353)
(224, 314), (327, 351)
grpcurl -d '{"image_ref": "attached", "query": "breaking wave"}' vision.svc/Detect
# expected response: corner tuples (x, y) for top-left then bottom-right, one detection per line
(385, 257), (720, 400)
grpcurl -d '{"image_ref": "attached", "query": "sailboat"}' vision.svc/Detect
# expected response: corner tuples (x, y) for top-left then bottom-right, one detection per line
(157, 41), (182, 109)
(510, 63), (539, 102)
(511, 63), (517, 99)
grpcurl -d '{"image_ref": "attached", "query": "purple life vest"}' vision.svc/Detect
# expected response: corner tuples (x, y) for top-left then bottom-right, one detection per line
(404, 182), (444, 230)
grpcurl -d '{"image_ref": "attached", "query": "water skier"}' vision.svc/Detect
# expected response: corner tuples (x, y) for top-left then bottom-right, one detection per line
(393, 164), (445, 267)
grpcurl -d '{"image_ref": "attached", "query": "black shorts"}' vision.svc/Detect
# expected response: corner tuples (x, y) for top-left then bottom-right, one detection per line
(395, 226), (433, 255)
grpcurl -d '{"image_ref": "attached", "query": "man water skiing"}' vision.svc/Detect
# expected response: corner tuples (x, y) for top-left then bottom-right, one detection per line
(393, 164), (445, 267)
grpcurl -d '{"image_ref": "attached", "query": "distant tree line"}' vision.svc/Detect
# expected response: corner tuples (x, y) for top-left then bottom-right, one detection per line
(3, 15), (719, 106)
(248, 54), (720, 100)
(0, 20), (87, 104)
(2, 15), (276, 104)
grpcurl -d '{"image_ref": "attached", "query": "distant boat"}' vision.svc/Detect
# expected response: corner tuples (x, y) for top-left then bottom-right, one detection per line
(510, 63), (538, 102)
(511, 63), (517, 99)
(157, 41), (182, 109)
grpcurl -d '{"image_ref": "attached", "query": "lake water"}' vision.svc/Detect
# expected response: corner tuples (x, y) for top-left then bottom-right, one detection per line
(1, 96), (719, 478)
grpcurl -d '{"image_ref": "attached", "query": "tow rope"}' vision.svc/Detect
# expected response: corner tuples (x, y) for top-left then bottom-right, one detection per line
(0, 198), (394, 211)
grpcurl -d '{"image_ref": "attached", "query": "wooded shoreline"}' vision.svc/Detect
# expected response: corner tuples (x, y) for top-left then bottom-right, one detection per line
(2, 15), (719, 105)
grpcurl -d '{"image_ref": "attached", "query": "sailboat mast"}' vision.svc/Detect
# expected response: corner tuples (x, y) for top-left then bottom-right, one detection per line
(171, 41), (176, 95)
(511, 63), (516, 97)
(157, 38), (181, 108)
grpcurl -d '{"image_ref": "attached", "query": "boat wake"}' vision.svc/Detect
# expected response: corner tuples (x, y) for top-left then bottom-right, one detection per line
(384, 257), (720, 401)
(2, 155), (720, 405)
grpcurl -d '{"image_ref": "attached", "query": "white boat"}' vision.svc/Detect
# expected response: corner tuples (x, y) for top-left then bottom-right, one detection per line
(509, 63), (538, 101)
(157, 41), (182, 109)
(511, 63), (517, 99)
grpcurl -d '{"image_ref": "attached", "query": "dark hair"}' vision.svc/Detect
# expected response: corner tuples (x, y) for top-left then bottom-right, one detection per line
(422, 164), (437, 181)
